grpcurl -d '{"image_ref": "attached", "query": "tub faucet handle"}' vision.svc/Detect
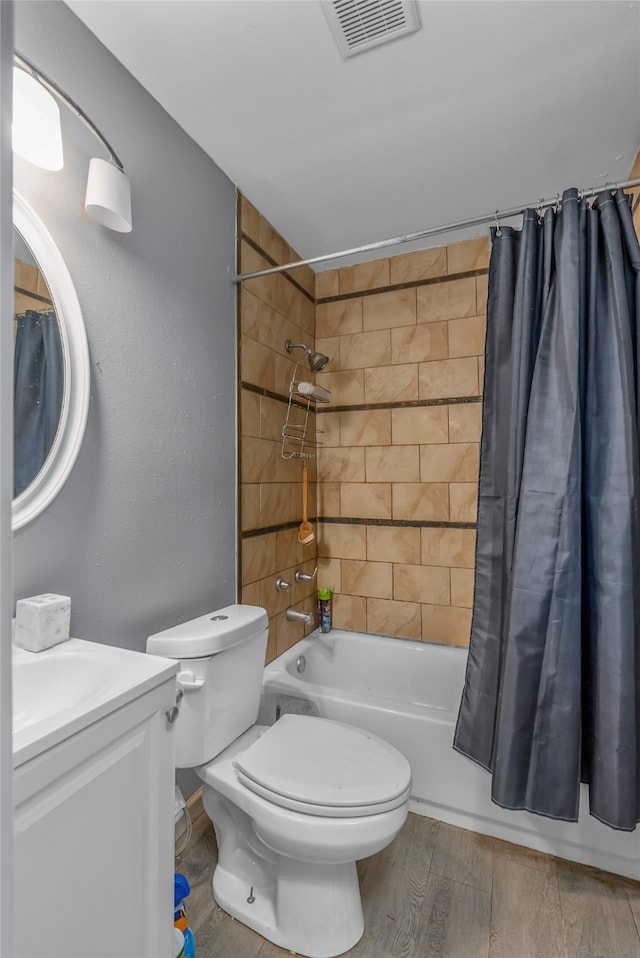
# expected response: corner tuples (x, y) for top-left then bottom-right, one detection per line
(276, 577), (291, 592)
(295, 566), (318, 584)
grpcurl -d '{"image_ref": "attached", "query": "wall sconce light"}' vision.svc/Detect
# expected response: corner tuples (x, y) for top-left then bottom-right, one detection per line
(12, 67), (63, 171)
(12, 52), (133, 233)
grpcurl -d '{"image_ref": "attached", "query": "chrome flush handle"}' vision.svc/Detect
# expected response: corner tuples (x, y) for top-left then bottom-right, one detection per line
(165, 689), (184, 724)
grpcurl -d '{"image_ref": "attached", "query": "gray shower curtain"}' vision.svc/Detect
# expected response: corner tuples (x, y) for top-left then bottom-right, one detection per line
(453, 187), (640, 830)
(14, 309), (64, 498)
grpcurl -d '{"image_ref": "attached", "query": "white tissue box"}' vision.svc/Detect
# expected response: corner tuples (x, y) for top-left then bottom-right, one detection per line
(14, 593), (71, 652)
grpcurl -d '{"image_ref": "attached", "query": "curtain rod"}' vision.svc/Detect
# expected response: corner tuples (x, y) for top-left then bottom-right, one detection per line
(233, 176), (640, 284)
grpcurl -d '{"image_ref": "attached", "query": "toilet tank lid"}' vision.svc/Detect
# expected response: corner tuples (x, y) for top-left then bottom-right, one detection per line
(146, 604), (268, 659)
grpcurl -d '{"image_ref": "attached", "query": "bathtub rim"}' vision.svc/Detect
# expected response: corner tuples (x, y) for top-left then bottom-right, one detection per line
(264, 628), (467, 712)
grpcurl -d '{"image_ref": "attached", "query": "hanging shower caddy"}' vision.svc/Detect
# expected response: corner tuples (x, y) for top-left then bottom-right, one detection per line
(281, 361), (331, 460)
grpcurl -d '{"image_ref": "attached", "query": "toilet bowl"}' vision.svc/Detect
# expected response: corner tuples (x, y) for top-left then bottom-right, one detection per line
(198, 718), (410, 956)
(147, 605), (412, 958)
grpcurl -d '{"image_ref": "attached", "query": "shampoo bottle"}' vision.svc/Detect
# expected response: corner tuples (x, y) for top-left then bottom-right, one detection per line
(318, 588), (332, 633)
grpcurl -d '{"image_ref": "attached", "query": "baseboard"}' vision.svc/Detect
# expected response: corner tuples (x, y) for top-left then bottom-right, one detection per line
(175, 787), (208, 856)
(187, 787), (205, 826)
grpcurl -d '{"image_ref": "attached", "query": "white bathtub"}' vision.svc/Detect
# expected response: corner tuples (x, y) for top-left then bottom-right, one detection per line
(259, 628), (640, 879)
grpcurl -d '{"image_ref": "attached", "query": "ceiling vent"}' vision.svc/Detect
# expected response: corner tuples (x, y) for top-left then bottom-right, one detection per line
(323, 0), (421, 59)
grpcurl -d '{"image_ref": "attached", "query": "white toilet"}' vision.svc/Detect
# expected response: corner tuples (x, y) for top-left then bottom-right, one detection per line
(147, 604), (411, 958)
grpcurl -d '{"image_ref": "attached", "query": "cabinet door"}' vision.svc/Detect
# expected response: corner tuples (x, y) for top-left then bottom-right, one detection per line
(15, 695), (175, 958)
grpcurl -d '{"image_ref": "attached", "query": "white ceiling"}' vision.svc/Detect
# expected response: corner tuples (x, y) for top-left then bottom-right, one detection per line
(66, 0), (640, 269)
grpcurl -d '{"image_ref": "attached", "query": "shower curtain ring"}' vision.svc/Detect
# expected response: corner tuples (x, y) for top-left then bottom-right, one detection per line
(579, 186), (595, 207)
(553, 193), (561, 213)
(536, 198), (544, 222)
(494, 210), (501, 236)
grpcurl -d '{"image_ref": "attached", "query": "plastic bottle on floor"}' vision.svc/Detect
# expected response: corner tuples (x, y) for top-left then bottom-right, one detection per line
(174, 873), (195, 958)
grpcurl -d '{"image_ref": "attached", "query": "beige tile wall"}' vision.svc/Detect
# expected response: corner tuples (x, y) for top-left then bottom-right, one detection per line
(239, 190), (488, 653)
(238, 195), (319, 662)
(15, 258), (52, 315)
(314, 237), (488, 648)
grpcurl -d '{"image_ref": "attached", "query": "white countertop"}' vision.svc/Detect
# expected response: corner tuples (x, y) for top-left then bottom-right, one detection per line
(13, 638), (178, 766)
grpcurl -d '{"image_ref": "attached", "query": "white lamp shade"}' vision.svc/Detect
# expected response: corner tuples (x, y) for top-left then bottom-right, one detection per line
(85, 157), (132, 233)
(13, 67), (63, 171)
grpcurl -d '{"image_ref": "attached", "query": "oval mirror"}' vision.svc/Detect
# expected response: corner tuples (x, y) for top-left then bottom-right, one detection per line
(13, 192), (90, 530)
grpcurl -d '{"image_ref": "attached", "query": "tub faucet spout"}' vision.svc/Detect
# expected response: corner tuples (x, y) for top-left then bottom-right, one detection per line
(286, 608), (314, 626)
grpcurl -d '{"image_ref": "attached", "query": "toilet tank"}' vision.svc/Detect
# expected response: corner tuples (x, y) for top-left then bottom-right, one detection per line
(147, 604), (268, 768)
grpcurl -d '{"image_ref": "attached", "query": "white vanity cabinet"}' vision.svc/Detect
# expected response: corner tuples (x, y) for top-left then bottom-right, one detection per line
(13, 643), (178, 958)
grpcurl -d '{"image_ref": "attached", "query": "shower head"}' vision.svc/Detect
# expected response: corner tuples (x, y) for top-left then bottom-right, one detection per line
(308, 349), (330, 372)
(285, 340), (330, 372)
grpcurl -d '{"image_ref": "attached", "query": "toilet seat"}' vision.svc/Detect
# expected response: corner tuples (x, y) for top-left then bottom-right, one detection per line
(232, 714), (412, 818)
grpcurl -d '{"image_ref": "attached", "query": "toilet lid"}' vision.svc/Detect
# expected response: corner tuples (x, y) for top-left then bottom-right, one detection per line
(232, 714), (411, 815)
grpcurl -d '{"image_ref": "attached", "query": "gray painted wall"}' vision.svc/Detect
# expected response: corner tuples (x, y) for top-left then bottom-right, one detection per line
(12, 2), (237, 658)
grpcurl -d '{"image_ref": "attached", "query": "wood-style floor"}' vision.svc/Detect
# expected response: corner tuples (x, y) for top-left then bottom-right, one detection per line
(176, 808), (640, 958)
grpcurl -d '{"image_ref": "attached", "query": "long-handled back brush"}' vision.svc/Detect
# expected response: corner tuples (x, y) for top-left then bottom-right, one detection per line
(298, 464), (314, 544)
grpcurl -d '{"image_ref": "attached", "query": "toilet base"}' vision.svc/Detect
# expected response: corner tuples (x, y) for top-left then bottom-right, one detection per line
(198, 727), (409, 958)
(212, 855), (364, 958)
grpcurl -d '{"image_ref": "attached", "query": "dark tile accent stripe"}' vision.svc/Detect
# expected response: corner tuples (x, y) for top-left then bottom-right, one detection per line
(240, 382), (483, 415)
(241, 516), (476, 538)
(316, 267), (489, 305)
(15, 286), (52, 306)
(242, 519), (317, 539)
(317, 395), (483, 414)
(319, 516), (477, 530)
(240, 232), (315, 305)
(241, 380), (315, 411)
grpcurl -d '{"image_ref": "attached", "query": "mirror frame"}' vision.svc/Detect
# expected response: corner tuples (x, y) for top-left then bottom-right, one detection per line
(13, 191), (90, 530)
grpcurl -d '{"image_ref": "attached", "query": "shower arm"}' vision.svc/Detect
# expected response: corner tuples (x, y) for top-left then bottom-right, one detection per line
(286, 341), (311, 357)
(285, 340), (330, 372)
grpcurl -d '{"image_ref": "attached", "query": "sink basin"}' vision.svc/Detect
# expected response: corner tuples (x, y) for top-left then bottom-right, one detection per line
(12, 638), (178, 766)
(13, 649), (112, 732)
